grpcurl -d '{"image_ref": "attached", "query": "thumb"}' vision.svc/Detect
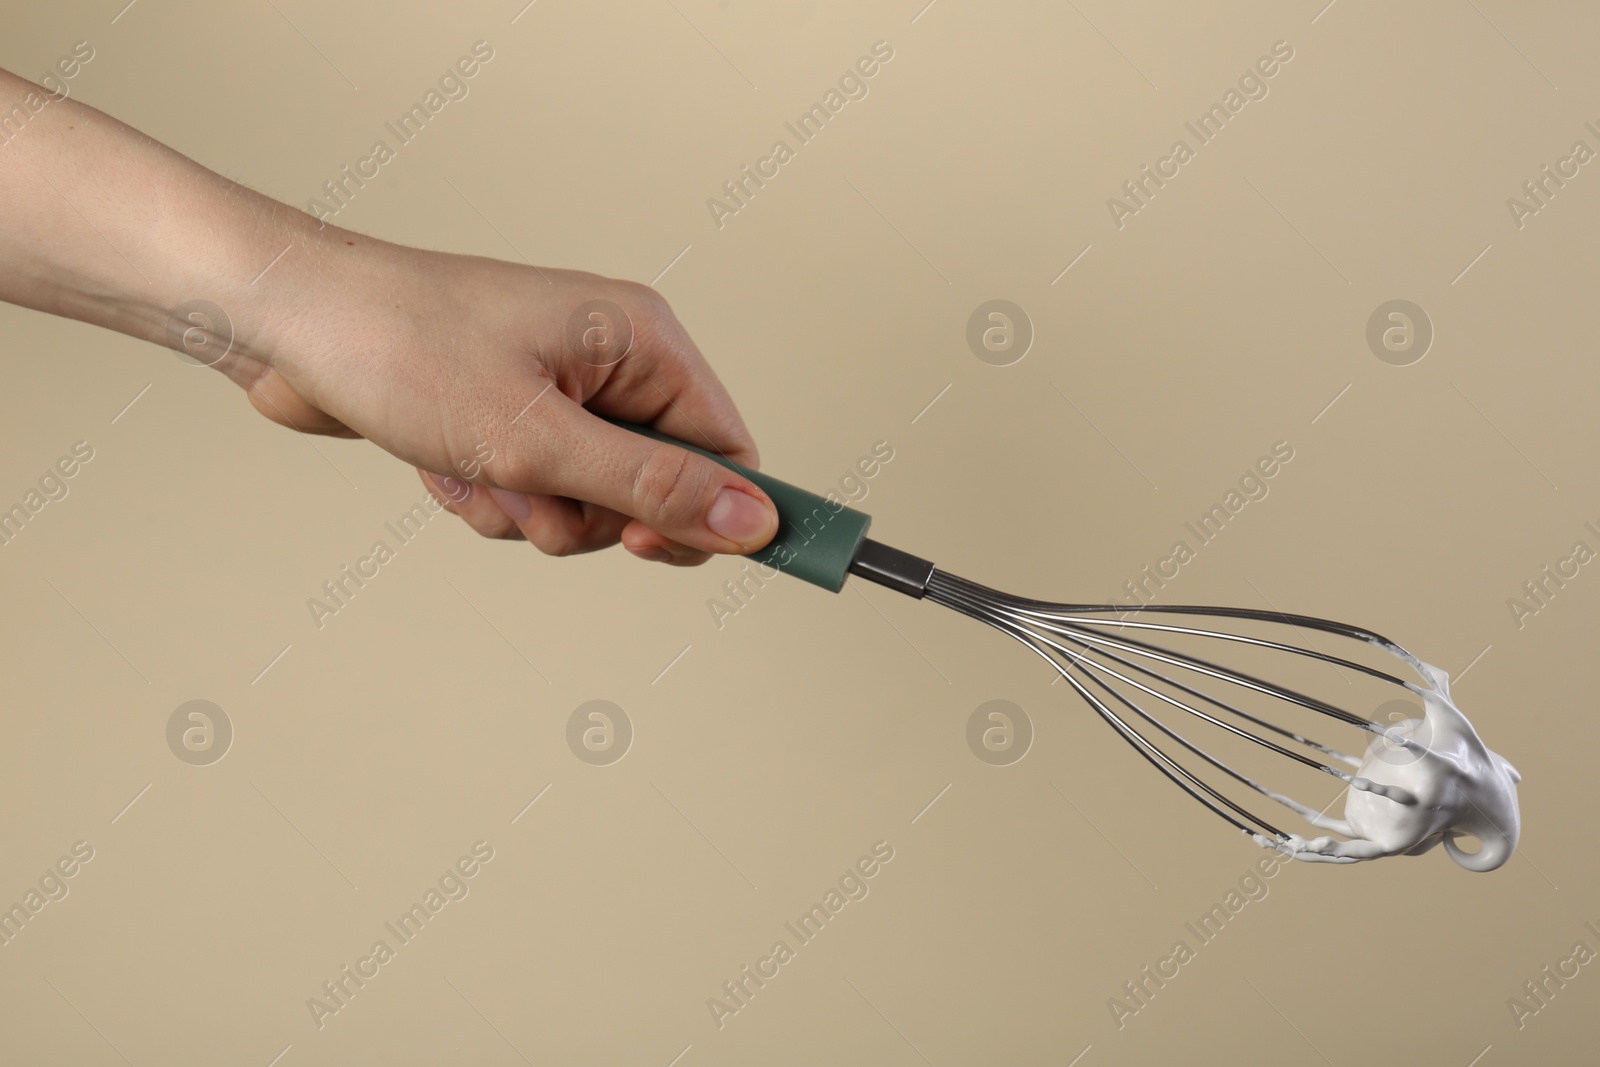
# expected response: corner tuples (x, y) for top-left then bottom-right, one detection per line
(536, 411), (780, 555)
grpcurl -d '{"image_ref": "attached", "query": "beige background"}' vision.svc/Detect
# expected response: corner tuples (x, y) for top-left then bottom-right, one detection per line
(2, 1), (1595, 1063)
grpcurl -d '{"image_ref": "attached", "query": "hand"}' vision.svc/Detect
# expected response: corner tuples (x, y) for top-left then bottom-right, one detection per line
(0, 65), (777, 568)
(237, 239), (779, 566)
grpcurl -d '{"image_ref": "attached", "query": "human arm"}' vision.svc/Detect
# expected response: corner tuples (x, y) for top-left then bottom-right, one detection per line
(0, 66), (778, 564)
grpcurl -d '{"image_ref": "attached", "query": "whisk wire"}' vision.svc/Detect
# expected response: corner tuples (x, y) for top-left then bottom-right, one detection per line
(968, 597), (1295, 841)
(922, 568), (1425, 854)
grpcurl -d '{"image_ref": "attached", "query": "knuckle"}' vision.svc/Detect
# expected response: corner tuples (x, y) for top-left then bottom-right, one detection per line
(616, 281), (674, 332)
(618, 279), (666, 310)
(455, 507), (520, 541)
(492, 449), (541, 495)
(419, 470), (463, 512)
(632, 446), (709, 530)
(482, 516), (526, 541)
(530, 530), (581, 557)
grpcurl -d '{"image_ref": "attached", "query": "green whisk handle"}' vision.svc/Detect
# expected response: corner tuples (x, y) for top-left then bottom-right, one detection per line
(605, 420), (872, 593)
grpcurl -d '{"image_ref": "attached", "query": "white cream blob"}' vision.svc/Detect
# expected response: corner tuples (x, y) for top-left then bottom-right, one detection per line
(1256, 655), (1522, 871)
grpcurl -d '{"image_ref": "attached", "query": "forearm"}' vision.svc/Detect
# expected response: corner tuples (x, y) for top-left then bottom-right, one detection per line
(0, 67), (363, 363)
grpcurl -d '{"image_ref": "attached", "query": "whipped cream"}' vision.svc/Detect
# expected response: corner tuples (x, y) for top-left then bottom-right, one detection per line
(1256, 655), (1522, 871)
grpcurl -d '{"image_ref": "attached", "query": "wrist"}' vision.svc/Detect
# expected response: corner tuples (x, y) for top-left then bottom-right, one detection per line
(160, 197), (385, 370)
(235, 224), (426, 383)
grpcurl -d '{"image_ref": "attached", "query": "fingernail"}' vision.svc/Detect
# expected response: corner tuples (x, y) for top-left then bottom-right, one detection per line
(428, 471), (473, 505)
(488, 486), (533, 523)
(706, 487), (774, 547)
(633, 546), (673, 563)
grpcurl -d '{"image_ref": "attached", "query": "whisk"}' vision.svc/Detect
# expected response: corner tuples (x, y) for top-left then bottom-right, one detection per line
(915, 568), (1423, 859)
(615, 422), (1451, 862)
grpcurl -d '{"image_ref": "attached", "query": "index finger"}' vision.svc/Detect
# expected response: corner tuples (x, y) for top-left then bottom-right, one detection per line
(583, 297), (761, 470)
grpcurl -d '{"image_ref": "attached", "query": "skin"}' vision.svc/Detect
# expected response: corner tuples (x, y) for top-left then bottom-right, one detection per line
(0, 67), (779, 565)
